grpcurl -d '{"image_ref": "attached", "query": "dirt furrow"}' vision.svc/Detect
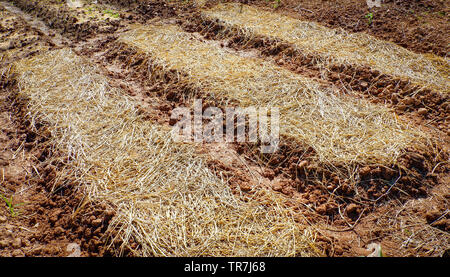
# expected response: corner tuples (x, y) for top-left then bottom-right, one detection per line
(10, 0), (121, 40)
(78, 2), (449, 256)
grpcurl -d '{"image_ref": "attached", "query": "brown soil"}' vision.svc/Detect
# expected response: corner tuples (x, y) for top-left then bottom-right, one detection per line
(11, 0), (121, 40)
(0, 4), (53, 66)
(0, 0), (448, 257)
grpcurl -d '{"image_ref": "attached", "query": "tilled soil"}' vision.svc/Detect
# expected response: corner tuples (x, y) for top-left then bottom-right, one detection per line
(86, 35), (449, 256)
(0, 0), (448, 257)
(10, 0), (121, 40)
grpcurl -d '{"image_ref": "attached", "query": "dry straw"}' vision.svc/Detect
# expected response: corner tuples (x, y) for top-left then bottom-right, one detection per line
(11, 48), (321, 257)
(120, 23), (429, 166)
(202, 3), (449, 93)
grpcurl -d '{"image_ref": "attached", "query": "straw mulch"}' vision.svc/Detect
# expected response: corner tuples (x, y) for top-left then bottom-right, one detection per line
(201, 3), (449, 93)
(120, 23), (431, 166)
(9, 48), (321, 257)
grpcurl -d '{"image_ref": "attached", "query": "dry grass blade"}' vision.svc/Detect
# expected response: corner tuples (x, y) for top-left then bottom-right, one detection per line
(120, 23), (430, 166)
(10, 48), (320, 257)
(202, 3), (449, 94)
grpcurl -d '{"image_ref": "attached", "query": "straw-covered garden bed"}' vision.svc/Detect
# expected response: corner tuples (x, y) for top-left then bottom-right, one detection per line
(183, 2), (449, 130)
(2, 0), (448, 257)
(201, 3), (449, 93)
(112, 23), (446, 208)
(118, 23), (435, 165)
(7, 48), (321, 257)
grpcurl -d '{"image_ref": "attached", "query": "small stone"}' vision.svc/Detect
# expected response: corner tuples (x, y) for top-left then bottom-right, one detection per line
(0, 239), (9, 248)
(93, 227), (102, 236)
(334, 246), (344, 256)
(239, 182), (252, 192)
(397, 104), (407, 111)
(359, 166), (371, 177)
(159, 104), (171, 112)
(425, 210), (441, 223)
(66, 243), (81, 257)
(417, 108), (428, 115)
(0, 216), (7, 223)
(329, 72), (340, 81)
(431, 219), (448, 230)
(371, 167), (382, 175)
(373, 88), (383, 95)
(360, 81), (368, 88)
(168, 118), (177, 126)
(262, 168), (275, 179)
(298, 160), (308, 169)
(11, 249), (24, 257)
(12, 238), (22, 249)
(54, 226), (65, 235)
(403, 97), (414, 105)
(316, 204), (327, 215)
(0, 41), (11, 51)
(271, 182), (282, 192)
(91, 218), (102, 227)
(104, 209), (115, 218)
(391, 92), (399, 103)
(346, 203), (360, 217)
(329, 176), (338, 185)
(281, 186), (293, 195)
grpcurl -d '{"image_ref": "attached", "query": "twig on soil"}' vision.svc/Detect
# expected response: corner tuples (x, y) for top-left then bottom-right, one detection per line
(325, 204), (366, 233)
(371, 173), (402, 202)
(431, 161), (447, 174)
(294, 5), (313, 13)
